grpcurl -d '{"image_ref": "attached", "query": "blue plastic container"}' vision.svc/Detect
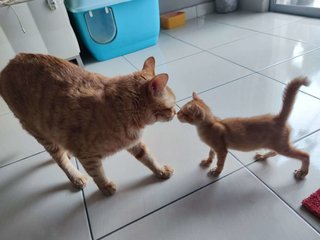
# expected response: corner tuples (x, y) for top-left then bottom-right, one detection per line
(65, 0), (160, 61)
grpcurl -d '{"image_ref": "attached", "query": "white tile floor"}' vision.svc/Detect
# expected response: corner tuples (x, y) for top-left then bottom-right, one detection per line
(1, 11), (320, 240)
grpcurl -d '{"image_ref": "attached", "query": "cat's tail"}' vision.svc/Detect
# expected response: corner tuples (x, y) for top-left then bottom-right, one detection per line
(276, 76), (310, 124)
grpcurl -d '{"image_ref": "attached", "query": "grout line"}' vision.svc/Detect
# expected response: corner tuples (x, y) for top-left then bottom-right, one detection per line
(257, 71), (320, 102)
(176, 71), (256, 103)
(75, 160), (95, 240)
(228, 151), (320, 235)
(122, 56), (139, 70)
(293, 128), (320, 143)
(0, 150), (46, 169)
(156, 50), (205, 68)
(96, 165), (246, 240)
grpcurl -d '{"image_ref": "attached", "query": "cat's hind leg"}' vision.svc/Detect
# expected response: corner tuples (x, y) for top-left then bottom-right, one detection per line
(200, 149), (215, 168)
(78, 156), (116, 196)
(276, 145), (309, 179)
(254, 151), (277, 161)
(127, 141), (173, 179)
(38, 138), (88, 189)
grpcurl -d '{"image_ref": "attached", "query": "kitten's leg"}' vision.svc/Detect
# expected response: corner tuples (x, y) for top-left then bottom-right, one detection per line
(277, 146), (309, 179)
(254, 151), (277, 161)
(35, 137), (87, 189)
(200, 149), (215, 168)
(127, 141), (173, 179)
(209, 148), (227, 176)
(79, 157), (116, 196)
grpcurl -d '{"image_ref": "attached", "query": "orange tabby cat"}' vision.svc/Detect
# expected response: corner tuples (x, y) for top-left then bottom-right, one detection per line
(0, 53), (176, 195)
(177, 77), (310, 179)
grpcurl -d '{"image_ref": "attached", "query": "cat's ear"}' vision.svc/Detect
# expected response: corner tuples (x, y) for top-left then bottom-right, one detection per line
(192, 92), (200, 100)
(143, 56), (155, 75)
(149, 73), (168, 96)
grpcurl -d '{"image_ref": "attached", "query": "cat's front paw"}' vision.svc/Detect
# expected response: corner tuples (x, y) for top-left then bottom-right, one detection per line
(200, 159), (212, 168)
(254, 153), (266, 161)
(294, 169), (308, 180)
(99, 181), (117, 196)
(71, 174), (88, 189)
(208, 167), (222, 177)
(156, 165), (174, 179)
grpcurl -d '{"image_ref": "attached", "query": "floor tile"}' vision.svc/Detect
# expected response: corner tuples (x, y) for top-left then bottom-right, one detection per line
(209, 33), (317, 71)
(85, 56), (137, 76)
(156, 51), (253, 101)
(0, 113), (44, 167)
(248, 131), (320, 232)
(102, 169), (320, 240)
(0, 97), (10, 116)
(81, 118), (242, 239)
(0, 152), (91, 240)
(260, 49), (320, 99)
(264, 17), (320, 45)
(124, 33), (201, 69)
(178, 74), (320, 164)
(209, 11), (303, 31)
(164, 16), (255, 50)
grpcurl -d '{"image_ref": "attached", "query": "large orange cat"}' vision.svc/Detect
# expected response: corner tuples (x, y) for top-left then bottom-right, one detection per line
(0, 53), (176, 195)
(177, 77), (310, 179)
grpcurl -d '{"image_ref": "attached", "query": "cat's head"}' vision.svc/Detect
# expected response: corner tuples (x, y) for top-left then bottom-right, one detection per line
(140, 57), (176, 124)
(177, 92), (210, 125)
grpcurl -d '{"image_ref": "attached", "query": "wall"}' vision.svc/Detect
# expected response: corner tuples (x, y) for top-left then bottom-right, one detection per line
(159, 0), (211, 13)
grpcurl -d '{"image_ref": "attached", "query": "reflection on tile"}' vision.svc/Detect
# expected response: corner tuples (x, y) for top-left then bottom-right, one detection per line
(82, 118), (242, 239)
(248, 131), (320, 232)
(260, 49), (320, 99)
(85, 56), (137, 76)
(178, 74), (320, 163)
(264, 17), (320, 45)
(0, 113), (44, 167)
(164, 16), (255, 49)
(124, 33), (201, 69)
(156, 51), (252, 101)
(209, 11), (303, 31)
(0, 97), (10, 116)
(103, 169), (319, 240)
(209, 33), (317, 71)
(0, 152), (91, 240)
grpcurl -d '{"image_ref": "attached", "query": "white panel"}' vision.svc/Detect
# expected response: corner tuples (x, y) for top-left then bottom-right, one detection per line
(0, 3), (48, 54)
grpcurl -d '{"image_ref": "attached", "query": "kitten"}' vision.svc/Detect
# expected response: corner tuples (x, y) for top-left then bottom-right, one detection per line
(0, 53), (176, 195)
(177, 77), (310, 179)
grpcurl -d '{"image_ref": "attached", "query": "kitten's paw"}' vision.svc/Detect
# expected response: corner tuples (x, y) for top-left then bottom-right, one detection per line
(254, 153), (266, 161)
(294, 169), (308, 180)
(208, 167), (222, 177)
(200, 159), (211, 168)
(156, 165), (174, 179)
(71, 174), (88, 189)
(99, 181), (117, 196)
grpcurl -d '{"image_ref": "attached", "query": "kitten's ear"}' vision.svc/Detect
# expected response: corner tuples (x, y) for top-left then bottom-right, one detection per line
(149, 73), (168, 96)
(192, 92), (200, 100)
(142, 56), (155, 75)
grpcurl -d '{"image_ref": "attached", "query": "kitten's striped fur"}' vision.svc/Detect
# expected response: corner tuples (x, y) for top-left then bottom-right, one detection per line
(177, 77), (310, 179)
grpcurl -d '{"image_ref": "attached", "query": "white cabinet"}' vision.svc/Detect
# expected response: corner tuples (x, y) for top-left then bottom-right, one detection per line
(0, 0), (82, 70)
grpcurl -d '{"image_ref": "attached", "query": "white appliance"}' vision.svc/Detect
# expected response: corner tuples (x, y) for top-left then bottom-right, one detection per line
(0, 0), (82, 70)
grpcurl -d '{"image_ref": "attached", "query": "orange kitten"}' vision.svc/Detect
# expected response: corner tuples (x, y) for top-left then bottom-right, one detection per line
(0, 53), (176, 195)
(177, 77), (310, 179)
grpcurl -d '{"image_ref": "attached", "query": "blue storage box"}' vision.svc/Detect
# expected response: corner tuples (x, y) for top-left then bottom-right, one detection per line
(65, 0), (160, 61)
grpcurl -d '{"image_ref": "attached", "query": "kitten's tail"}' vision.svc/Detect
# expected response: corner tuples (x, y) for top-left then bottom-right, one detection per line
(276, 76), (310, 124)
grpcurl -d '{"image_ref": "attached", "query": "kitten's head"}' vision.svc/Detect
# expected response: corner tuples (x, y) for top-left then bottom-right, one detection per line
(177, 92), (209, 125)
(140, 57), (176, 124)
